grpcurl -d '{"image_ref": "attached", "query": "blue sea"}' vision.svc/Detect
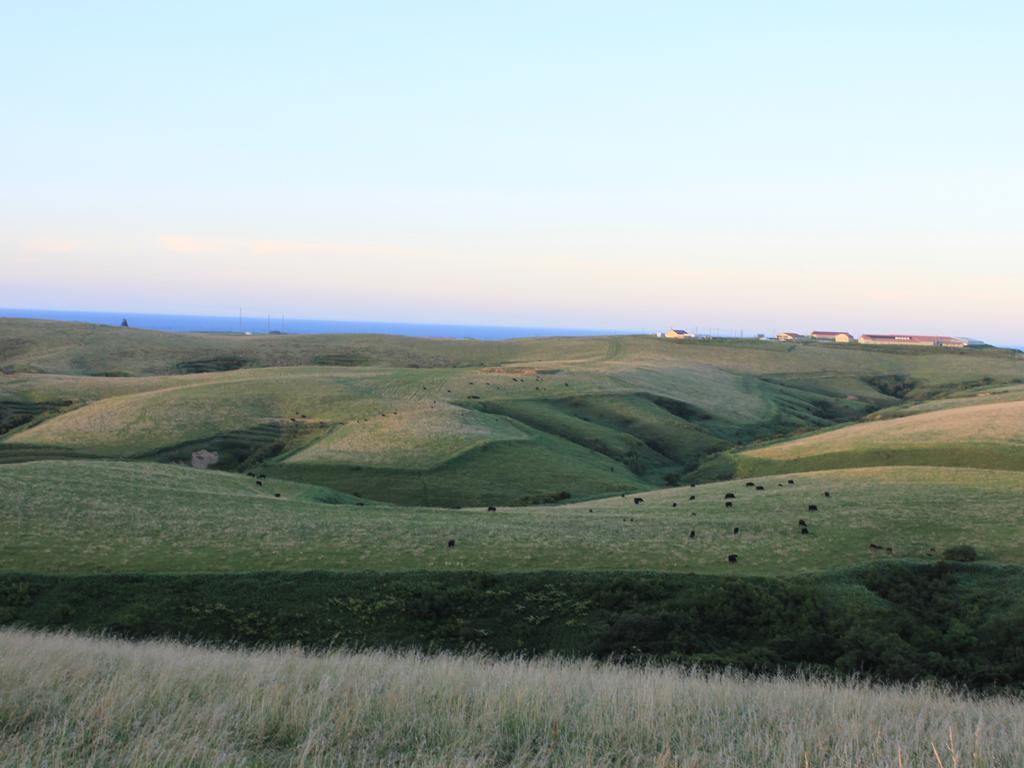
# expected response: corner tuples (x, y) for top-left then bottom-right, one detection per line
(0, 308), (636, 341)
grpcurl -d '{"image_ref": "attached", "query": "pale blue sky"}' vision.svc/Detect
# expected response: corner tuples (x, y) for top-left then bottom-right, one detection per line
(2, 2), (1022, 343)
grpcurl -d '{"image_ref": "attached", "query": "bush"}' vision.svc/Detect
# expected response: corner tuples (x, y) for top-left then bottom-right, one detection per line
(942, 545), (978, 563)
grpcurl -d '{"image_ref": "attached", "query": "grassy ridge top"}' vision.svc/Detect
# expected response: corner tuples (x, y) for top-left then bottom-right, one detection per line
(3, 317), (1022, 379)
(738, 388), (1024, 476)
(3, 459), (1020, 575)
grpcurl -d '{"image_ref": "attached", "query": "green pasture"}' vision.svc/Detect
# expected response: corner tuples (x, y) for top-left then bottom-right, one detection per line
(2, 460), (1020, 577)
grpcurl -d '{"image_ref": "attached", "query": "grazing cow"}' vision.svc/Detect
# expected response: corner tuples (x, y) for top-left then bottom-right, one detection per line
(800, 526), (809, 535)
(727, 554), (738, 563)
(724, 492), (735, 499)
(672, 502), (678, 508)
(725, 501), (733, 508)
(798, 518), (807, 527)
(808, 504), (818, 512)
(824, 491), (831, 498)
(787, 479), (795, 485)
(246, 472), (255, 477)
(689, 495), (696, 501)
(691, 511), (696, 516)
(689, 530), (695, 538)
(274, 493), (281, 498)
(258, 474), (266, 479)
(745, 482), (755, 487)
(633, 497), (645, 505)
(885, 547), (893, 554)
(356, 502), (365, 507)
(487, 506), (496, 512)
(448, 539), (456, 548)
(256, 480), (262, 487)
(869, 543), (882, 550)
(690, 483), (696, 488)
(733, 527), (740, 534)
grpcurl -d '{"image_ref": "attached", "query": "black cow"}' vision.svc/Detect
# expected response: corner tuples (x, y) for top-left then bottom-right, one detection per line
(869, 543), (883, 550)
(258, 474), (266, 479)
(755, 486), (765, 491)
(824, 491), (831, 498)
(787, 479), (795, 485)
(448, 539), (456, 548)
(256, 481), (262, 487)
(487, 506), (497, 512)
(727, 554), (738, 563)
(274, 493), (281, 498)
(800, 526), (809, 535)
(885, 547), (893, 554)
(808, 504), (818, 512)
(633, 497), (645, 505)
(798, 518), (807, 527)
(724, 493), (735, 499)
(745, 482), (755, 487)
(689, 495), (696, 501)
(733, 527), (739, 534)
(672, 502), (678, 508)
(725, 501), (733, 508)
(689, 530), (695, 538)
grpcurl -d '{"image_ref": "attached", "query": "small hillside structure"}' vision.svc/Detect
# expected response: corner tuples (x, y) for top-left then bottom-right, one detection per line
(664, 329), (693, 339)
(812, 331), (855, 343)
(858, 334), (970, 348)
(776, 332), (805, 342)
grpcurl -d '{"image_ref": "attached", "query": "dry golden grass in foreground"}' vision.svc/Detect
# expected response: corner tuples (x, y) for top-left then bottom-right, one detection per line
(1, 630), (1022, 767)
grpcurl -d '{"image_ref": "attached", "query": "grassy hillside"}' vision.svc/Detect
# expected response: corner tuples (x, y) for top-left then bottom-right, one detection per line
(3, 628), (1022, 767)
(4, 317), (1023, 381)
(5, 319), (1023, 504)
(3, 460), (1019, 575)
(738, 393), (1024, 476)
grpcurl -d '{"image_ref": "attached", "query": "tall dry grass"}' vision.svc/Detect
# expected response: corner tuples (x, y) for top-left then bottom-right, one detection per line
(1, 628), (1021, 767)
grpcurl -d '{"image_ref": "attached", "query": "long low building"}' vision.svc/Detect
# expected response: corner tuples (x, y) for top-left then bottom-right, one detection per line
(858, 334), (970, 347)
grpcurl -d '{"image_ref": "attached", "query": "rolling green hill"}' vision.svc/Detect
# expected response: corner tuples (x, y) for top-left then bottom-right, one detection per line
(2, 459), (1019, 576)
(737, 390), (1024, 476)
(4, 320), (1024, 691)
(5, 319), (1023, 505)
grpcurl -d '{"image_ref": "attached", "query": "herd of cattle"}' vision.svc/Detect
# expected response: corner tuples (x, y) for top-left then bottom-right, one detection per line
(442, 477), (867, 564)
(241, 467), (902, 565)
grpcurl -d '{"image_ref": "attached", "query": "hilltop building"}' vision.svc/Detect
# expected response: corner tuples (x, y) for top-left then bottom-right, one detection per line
(776, 332), (805, 342)
(811, 331), (855, 343)
(664, 329), (693, 339)
(858, 334), (971, 348)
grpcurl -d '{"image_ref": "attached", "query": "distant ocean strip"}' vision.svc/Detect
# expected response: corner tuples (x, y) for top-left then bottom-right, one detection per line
(0, 308), (637, 341)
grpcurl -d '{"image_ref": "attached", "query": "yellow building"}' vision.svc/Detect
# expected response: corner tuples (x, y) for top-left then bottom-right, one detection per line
(811, 331), (855, 343)
(664, 329), (692, 339)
